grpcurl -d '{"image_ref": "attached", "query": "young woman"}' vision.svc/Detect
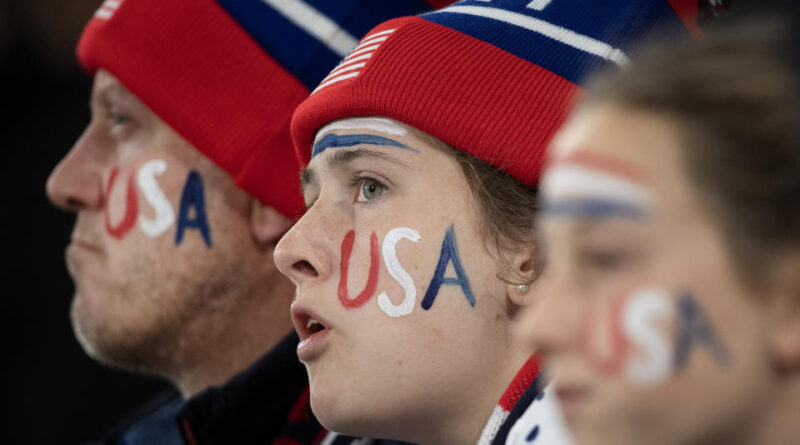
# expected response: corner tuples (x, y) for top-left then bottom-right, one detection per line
(521, 9), (800, 445)
(274, 1), (696, 444)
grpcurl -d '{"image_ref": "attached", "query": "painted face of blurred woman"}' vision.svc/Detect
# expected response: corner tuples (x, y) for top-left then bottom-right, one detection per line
(519, 104), (784, 445)
(275, 117), (532, 445)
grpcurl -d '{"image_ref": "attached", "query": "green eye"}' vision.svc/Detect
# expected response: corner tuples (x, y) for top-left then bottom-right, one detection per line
(358, 178), (386, 202)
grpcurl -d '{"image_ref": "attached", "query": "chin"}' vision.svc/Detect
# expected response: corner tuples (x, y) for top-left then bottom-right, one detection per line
(308, 375), (413, 442)
(69, 291), (173, 375)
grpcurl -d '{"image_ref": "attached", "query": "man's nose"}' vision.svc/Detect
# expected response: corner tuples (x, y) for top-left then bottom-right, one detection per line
(46, 127), (104, 212)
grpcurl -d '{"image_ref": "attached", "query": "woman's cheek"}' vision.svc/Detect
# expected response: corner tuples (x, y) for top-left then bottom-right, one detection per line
(579, 287), (732, 386)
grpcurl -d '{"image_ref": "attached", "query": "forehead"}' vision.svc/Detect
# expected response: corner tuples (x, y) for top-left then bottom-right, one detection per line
(92, 69), (134, 103)
(546, 104), (690, 204)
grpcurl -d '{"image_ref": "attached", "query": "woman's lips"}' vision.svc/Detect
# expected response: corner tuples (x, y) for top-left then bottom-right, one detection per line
(296, 327), (331, 362)
(291, 303), (333, 362)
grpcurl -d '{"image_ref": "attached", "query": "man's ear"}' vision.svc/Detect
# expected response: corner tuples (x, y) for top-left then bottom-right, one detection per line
(768, 257), (800, 372)
(250, 199), (294, 245)
(504, 245), (538, 307)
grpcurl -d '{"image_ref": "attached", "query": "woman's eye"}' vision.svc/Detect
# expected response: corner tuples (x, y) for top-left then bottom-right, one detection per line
(357, 178), (387, 202)
(579, 248), (629, 272)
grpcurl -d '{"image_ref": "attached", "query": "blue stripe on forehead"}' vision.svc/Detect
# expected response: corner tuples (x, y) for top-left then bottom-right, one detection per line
(311, 133), (417, 158)
(541, 198), (647, 219)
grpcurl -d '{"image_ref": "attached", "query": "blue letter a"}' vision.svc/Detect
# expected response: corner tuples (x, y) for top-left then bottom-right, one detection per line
(674, 291), (731, 370)
(175, 170), (212, 248)
(421, 223), (476, 310)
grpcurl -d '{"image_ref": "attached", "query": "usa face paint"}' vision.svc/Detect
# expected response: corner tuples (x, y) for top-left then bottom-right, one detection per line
(105, 167), (138, 239)
(579, 287), (731, 386)
(104, 159), (212, 247)
(336, 224), (475, 317)
(377, 227), (421, 318)
(137, 159), (175, 238)
(541, 151), (651, 219)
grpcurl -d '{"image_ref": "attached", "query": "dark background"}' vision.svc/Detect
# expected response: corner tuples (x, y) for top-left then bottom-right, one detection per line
(1, 1), (169, 443)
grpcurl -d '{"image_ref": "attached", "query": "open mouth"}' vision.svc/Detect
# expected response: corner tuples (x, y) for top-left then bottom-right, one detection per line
(306, 318), (326, 334)
(292, 304), (333, 361)
(291, 303), (333, 342)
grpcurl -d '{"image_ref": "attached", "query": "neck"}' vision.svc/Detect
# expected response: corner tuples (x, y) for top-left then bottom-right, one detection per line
(418, 346), (532, 445)
(172, 268), (296, 398)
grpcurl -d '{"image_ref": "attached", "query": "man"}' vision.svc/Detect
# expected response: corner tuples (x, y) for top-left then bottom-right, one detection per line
(46, 0), (447, 443)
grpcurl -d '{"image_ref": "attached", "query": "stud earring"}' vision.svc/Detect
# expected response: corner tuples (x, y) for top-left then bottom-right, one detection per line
(517, 284), (529, 293)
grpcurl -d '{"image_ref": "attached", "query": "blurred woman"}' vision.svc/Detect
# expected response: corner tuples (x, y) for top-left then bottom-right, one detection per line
(522, 9), (800, 445)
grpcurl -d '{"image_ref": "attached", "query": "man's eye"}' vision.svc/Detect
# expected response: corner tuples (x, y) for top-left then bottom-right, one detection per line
(357, 178), (387, 202)
(106, 110), (130, 128)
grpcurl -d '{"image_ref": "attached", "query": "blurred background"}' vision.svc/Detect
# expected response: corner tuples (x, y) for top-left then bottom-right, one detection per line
(0, 1), (169, 443)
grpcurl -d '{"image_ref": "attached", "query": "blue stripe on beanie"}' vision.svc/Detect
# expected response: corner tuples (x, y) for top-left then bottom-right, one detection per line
(422, 0), (689, 85)
(216, 0), (436, 90)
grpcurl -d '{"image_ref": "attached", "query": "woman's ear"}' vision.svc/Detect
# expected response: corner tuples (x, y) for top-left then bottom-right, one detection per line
(768, 257), (800, 372)
(250, 199), (294, 246)
(504, 245), (538, 307)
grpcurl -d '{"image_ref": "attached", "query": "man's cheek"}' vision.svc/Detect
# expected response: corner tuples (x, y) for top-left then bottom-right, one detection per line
(104, 158), (212, 248)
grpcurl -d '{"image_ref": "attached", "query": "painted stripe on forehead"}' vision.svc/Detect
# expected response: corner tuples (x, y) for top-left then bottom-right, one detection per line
(311, 133), (416, 158)
(541, 198), (647, 219)
(547, 150), (646, 184)
(316, 117), (408, 138)
(541, 166), (652, 207)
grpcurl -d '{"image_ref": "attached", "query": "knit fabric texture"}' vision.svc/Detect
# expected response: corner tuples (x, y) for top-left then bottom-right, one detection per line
(291, 0), (698, 185)
(77, 0), (448, 218)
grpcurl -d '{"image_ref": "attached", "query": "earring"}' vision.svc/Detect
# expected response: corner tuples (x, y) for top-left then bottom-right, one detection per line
(517, 284), (529, 294)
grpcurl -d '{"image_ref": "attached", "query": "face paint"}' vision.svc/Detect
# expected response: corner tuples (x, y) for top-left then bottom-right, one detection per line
(311, 134), (418, 158)
(673, 291), (731, 370)
(137, 159), (175, 238)
(175, 170), (212, 248)
(103, 162), (213, 247)
(338, 231), (380, 308)
(579, 298), (629, 376)
(377, 227), (421, 318)
(335, 224), (476, 315)
(316, 117), (408, 138)
(541, 150), (651, 219)
(421, 223), (476, 310)
(579, 287), (730, 386)
(105, 167), (138, 239)
(623, 288), (674, 385)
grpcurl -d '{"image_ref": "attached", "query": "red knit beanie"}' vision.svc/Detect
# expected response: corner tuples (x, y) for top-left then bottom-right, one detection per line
(292, 0), (701, 185)
(77, 0), (449, 218)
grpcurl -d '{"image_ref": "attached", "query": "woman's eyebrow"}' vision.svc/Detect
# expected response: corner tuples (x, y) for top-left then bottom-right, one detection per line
(325, 147), (411, 171)
(311, 133), (419, 157)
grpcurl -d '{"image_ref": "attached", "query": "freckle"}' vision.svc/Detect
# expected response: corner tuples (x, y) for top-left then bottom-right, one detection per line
(496, 313), (501, 321)
(397, 361), (403, 367)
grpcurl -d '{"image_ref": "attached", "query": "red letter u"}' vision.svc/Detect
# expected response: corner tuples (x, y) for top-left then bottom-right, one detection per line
(338, 230), (380, 308)
(104, 167), (138, 240)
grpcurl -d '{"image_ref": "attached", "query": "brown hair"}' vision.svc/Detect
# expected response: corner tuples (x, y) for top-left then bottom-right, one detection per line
(584, 13), (800, 290)
(416, 129), (541, 285)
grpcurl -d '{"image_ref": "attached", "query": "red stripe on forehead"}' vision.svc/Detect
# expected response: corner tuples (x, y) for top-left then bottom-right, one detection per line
(546, 150), (647, 184)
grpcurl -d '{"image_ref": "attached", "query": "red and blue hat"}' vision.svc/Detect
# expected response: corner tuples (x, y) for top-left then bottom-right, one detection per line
(292, 0), (703, 184)
(76, 0), (450, 218)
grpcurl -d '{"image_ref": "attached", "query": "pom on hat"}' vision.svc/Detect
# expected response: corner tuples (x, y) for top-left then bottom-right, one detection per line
(292, 0), (699, 185)
(77, 0), (447, 218)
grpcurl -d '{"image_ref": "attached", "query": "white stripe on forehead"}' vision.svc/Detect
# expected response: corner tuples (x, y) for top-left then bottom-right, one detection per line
(315, 117), (408, 142)
(542, 165), (653, 207)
